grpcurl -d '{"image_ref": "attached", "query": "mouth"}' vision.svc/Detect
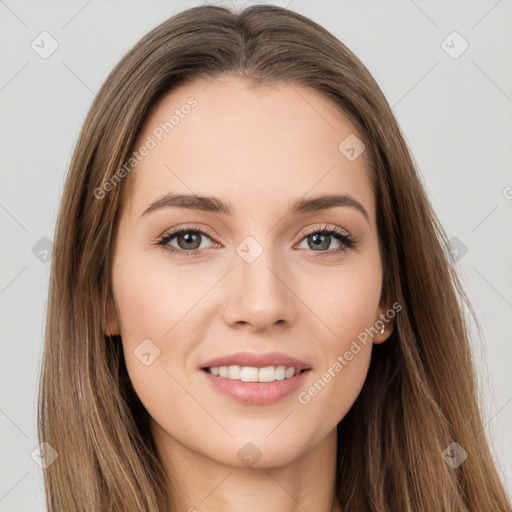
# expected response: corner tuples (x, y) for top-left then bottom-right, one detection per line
(198, 351), (312, 405)
(199, 358), (312, 405)
(202, 365), (310, 383)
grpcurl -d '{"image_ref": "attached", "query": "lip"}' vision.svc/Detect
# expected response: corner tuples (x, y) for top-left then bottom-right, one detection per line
(200, 367), (311, 405)
(200, 351), (312, 371)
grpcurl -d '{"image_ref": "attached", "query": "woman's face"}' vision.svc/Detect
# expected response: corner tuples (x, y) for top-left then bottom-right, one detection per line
(107, 75), (389, 469)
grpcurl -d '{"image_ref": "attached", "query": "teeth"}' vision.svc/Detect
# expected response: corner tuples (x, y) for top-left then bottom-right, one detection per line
(275, 365), (286, 380)
(285, 367), (295, 379)
(228, 365), (241, 379)
(207, 365), (301, 382)
(240, 366), (258, 382)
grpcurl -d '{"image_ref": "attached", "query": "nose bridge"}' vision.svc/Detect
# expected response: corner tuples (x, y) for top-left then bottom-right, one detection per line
(222, 234), (295, 330)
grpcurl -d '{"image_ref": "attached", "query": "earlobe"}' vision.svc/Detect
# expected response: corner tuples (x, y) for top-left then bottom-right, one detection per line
(373, 298), (395, 344)
(103, 291), (120, 337)
(373, 321), (394, 344)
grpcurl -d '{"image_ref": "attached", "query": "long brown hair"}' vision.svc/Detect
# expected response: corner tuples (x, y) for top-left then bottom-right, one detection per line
(38, 4), (511, 511)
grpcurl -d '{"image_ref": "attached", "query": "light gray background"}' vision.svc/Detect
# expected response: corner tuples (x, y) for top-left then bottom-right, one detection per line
(1, 0), (511, 509)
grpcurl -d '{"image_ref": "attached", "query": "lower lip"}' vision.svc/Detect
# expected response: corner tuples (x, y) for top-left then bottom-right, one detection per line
(200, 369), (311, 405)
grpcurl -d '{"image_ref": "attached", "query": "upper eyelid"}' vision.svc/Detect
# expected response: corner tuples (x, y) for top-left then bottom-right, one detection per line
(300, 224), (350, 237)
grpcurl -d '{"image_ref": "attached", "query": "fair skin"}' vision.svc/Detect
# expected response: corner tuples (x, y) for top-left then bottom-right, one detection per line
(106, 75), (393, 512)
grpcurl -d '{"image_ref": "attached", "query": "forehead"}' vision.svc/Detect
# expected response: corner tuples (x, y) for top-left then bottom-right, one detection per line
(122, 75), (374, 224)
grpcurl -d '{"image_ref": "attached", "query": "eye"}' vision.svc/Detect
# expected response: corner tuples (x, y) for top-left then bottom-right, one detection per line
(295, 224), (357, 258)
(155, 226), (218, 256)
(155, 223), (357, 259)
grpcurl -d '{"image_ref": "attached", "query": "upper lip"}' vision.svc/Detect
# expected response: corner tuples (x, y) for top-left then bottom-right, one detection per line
(200, 351), (312, 370)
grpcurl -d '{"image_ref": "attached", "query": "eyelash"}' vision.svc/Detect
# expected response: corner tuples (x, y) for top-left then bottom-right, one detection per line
(154, 223), (358, 259)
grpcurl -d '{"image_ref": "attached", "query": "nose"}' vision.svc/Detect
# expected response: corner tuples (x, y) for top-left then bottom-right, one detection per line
(222, 247), (296, 332)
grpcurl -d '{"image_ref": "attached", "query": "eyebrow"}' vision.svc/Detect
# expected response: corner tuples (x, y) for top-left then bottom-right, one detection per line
(140, 192), (370, 224)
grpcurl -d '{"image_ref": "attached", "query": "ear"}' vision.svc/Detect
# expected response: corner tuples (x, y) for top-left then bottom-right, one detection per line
(372, 293), (395, 344)
(102, 288), (120, 337)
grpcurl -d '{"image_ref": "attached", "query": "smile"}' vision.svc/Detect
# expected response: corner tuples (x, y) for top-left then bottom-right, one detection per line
(200, 366), (311, 405)
(205, 365), (302, 382)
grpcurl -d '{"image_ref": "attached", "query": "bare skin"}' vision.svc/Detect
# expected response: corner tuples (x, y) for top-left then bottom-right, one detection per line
(105, 75), (393, 512)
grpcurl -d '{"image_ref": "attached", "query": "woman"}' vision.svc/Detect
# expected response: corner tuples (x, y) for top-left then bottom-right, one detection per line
(38, 3), (511, 511)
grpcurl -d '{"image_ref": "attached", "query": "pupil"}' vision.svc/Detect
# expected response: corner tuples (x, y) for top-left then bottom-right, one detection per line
(310, 233), (329, 251)
(179, 232), (201, 249)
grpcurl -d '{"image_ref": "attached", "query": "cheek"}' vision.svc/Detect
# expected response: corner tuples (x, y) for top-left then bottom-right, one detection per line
(111, 257), (201, 444)
(111, 245), (204, 341)
(293, 252), (382, 425)
(301, 249), (382, 349)
(295, 305), (375, 443)
(294, 343), (372, 452)
(110, 248), (197, 390)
